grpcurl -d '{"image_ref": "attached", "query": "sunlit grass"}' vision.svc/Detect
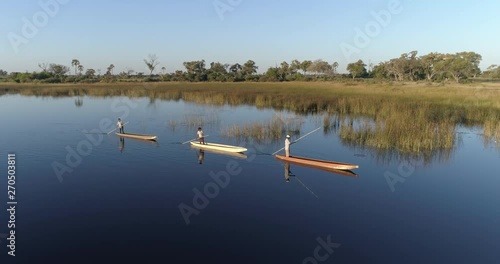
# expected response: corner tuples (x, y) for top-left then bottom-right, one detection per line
(2, 81), (499, 156)
(222, 114), (303, 142)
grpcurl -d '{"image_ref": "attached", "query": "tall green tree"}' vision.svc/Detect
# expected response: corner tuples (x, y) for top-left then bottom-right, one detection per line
(300, 60), (313, 75)
(420, 52), (445, 81)
(346, 60), (367, 79)
(208, 62), (228, 81)
(279, 61), (290, 79)
(241, 60), (258, 76)
(434, 52), (482, 82)
(290, 60), (301, 75)
(183, 60), (207, 81)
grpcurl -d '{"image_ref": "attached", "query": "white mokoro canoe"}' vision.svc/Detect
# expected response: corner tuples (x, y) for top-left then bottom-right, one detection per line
(192, 147), (248, 159)
(190, 142), (247, 153)
(116, 132), (158, 141)
(275, 155), (359, 171)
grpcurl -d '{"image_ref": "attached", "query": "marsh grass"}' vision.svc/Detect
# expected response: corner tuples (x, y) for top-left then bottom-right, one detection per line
(2, 81), (499, 155)
(222, 114), (303, 142)
(337, 102), (458, 161)
(483, 118), (500, 148)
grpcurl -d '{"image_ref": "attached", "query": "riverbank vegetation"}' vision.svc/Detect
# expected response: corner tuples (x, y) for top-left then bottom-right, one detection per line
(1, 81), (498, 161)
(1, 51), (499, 84)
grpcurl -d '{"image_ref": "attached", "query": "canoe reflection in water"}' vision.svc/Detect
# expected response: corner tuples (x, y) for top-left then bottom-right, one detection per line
(191, 146), (247, 164)
(277, 157), (359, 179)
(117, 137), (159, 153)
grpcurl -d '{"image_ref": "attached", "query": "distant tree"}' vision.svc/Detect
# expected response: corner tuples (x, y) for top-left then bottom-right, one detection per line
(49, 63), (70, 82)
(209, 62), (227, 74)
(38, 62), (49, 72)
(290, 59), (301, 75)
(372, 63), (388, 79)
(77, 64), (84, 75)
(401, 51), (421, 81)
(229, 63), (242, 73)
(106, 64), (115, 75)
(434, 52), (482, 82)
(85, 69), (96, 79)
(264, 67), (282, 81)
(241, 60), (258, 76)
(346, 60), (367, 79)
(300, 60), (313, 75)
(483, 64), (500, 78)
(420, 52), (445, 81)
(126, 67), (135, 77)
(308, 59), (332, 75)
(0, 69), (7, 76)
(183, 60), (207, 81)
(71, 59), (80, 75)
(279, 61), (290, 79)
(144, 54), (160, 76)
(161, 67), (166, 74)
(332, 61), (339, 75)
(208, 62), (228, 81)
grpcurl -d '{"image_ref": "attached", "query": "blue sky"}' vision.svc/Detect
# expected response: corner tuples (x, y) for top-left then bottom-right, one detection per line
(1, 0), (499, 74)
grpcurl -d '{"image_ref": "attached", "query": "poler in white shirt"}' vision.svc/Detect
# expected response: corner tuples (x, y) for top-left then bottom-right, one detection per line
(285, 134), (295, 157)
(197, 127), (205, 144)
(117, 118), (125, 133)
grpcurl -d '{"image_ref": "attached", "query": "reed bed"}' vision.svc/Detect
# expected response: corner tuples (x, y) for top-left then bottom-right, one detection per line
(222, 114), (303, 142)
(2, 81), (499, 156)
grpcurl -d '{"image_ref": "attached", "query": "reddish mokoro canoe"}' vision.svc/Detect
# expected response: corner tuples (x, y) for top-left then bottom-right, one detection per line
(275, 155), (359, 171)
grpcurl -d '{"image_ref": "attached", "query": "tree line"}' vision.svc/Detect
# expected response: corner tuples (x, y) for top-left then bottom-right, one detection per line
(1, 51), (499, 84)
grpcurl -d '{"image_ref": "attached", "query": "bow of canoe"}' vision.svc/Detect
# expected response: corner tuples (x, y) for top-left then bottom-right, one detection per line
(116, 132), (158, 141)
(275, 155), (359, 171)
(190, 142), (247, 153)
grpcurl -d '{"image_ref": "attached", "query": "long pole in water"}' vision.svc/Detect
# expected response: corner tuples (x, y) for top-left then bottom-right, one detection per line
(271, 126), (321, 155)
(107, 121), (128, 135)
(182, 135), (209, 144)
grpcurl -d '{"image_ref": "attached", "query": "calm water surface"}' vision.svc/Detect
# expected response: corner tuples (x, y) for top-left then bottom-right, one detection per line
(1, 95), (499, 263)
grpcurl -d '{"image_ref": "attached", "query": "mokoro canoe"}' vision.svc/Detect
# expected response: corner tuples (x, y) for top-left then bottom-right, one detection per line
(275, 155), (359, 171)
(190, 142), (247, 153)
(116, 132), (158, 141)
(192, 147), (248, 159)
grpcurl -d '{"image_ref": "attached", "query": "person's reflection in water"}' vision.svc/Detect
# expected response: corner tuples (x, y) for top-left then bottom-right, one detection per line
(119, 138), (125, 153)
(198, 149), (205, 164)
(284, 162), (294, 182)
